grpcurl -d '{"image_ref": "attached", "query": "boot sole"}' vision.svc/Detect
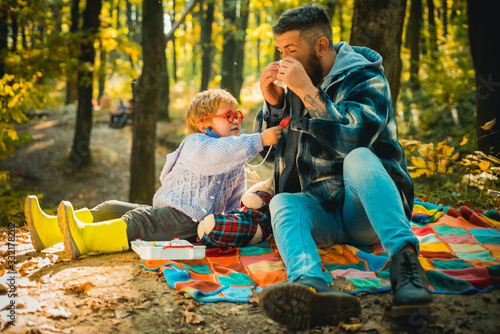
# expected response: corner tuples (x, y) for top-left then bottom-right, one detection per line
(259, 283), (361, 330)
(392, 303), (436, 318)
(24, 196), (45, 252)
(57, 201), (82, 259)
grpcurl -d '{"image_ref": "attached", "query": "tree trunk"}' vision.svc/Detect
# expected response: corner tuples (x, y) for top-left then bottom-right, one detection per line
(11, 8), (18, 52)
(98, 47), (106, 103)
(160, 28), (169, 120)
(427, 0), (437, 59)
(233, 0), (249, 101)
(467, 1), (500, 157)
(442, 0), (448, 37)
(325, 0), (337, 21)
(407, 0), (422, 89)
(338, 1), (345, 41)
(53, 0), (63, 33)
(0, 5), (8, 77)
(135, 3), (142, 45)
(21, 26), (27, 49)
(171, 0), (177, 82)
(68, 0), (102, 168)
(129, 0), (164, 204)
(126, 0), (133, 38)
(65, 0), (80, 105)
(221, 0), (249, 100)
(200, 0), (215, 91)
(255, 12), (261, 74)
(350, 0), (407, 106)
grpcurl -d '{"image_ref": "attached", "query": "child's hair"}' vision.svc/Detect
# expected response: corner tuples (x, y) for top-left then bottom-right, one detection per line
(186, 89), (238, 134)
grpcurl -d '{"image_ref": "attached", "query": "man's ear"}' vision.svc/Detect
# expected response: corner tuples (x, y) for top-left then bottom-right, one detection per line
(316, 37), (329, 57)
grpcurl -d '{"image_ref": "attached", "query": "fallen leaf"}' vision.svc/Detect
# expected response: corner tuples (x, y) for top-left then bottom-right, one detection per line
(115, 309), (130, 319)
(119, 257), (132, 262)
(66, 281), (94, 294)
(248, 289), (260, 304)
(135, 300), (153, 310)
(342, 323), (363, 331)
(183, 310), (205, 324)
(228, 305), (244, 315)
(45, 307), (72, 319)
(47, 253), (61, 264)
(361, 320), (382, 331)
(329, 276), (352, 292)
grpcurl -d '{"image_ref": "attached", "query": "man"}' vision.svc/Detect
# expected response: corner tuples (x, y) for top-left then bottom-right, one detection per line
(254, 5), (433, 330)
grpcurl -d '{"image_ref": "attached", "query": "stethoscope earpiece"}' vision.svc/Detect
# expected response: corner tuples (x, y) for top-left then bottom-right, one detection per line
(206, 127), (220, 138)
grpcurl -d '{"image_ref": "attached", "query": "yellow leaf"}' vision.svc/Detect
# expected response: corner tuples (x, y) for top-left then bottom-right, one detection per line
(7, 128), (18, 141)
(447, 167), (453, 173)
(440, 159), (450, 167)
(4, 85), (13, 96)
(411, 156), (427, 168)
(410, 169), (426, 178)
(436, 139), (447, 150)
(438, 165), (446, 173)
(427, 161), (437, 171)
(480, 118), (496, 130)
(442, 146), (454, 157)
(460, 136), (468, 145)
(7, 94), (20, 108)
(418, 146), (428, 157)
(479, 160), (490, 171)
(451, 153), (460, 160)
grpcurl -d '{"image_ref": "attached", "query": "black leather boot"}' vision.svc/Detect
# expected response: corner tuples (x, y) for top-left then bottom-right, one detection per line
(390, 250), (434, 317)
(259, 277), (361, 330)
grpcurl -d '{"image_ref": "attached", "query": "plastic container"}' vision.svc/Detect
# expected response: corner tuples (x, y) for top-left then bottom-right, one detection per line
(131, 239), (206, 260)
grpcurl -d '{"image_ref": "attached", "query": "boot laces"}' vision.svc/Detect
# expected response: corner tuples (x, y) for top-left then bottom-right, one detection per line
(400, 253), (420, 286)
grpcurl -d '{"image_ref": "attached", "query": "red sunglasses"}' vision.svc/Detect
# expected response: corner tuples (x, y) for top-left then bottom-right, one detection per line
(198, 110), (244, 124)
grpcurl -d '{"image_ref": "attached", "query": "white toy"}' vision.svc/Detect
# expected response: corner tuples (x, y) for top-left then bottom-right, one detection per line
(197, 178), (275, 248)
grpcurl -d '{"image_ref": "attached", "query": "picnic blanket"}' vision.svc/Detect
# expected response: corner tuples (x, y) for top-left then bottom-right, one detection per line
(140, 200), (500, 303)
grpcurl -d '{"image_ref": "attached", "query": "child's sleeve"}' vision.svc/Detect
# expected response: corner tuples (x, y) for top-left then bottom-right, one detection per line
(181, 134), (264, 176)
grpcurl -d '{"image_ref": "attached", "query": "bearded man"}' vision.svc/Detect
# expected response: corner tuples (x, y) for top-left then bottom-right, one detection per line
(254, 5), (434, 330)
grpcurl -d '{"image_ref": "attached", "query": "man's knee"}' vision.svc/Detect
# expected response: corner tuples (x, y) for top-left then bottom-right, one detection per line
(270, 193), (299, 214)
(344, 147), (373, 167)
(344, 147), (382, 177)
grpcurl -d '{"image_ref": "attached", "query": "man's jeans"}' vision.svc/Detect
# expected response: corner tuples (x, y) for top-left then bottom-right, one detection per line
(270, 147), (418, 282)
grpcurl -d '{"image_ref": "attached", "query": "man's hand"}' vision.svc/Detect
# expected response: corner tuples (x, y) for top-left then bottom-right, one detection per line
(260, 126), (283, 146)
(278, 57), (329, 119)
(276, 57), (315, 98)
(260, 62), (285, 108)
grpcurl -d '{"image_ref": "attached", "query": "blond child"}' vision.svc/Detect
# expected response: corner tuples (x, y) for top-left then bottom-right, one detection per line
(25, 89), (282, 259)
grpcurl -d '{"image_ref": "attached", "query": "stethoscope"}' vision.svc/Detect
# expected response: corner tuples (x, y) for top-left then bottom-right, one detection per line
(206, 127), (220, 139)
(205, 117), (291, 168)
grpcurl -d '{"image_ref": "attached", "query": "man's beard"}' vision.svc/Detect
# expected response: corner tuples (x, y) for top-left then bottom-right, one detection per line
(305, 50), (324, 87)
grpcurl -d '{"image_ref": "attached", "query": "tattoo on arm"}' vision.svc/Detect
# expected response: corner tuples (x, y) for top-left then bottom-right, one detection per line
(304, 93), (329, 119)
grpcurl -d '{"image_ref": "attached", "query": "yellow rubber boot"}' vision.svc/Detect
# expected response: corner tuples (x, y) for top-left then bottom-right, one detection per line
(57, 201), (129, 259)
(24, 195), (94, 252)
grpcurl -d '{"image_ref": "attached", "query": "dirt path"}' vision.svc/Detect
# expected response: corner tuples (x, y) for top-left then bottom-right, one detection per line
(1, 109), (499, 333)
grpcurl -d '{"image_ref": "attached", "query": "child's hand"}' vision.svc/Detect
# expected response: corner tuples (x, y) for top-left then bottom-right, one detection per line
(260, 126), (283, 146)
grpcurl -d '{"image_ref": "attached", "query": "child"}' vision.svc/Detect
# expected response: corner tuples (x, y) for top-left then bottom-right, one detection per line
(25, 89), (282, 259)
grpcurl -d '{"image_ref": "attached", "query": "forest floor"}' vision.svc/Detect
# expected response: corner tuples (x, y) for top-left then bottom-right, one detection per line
(1, 107), (499, 334)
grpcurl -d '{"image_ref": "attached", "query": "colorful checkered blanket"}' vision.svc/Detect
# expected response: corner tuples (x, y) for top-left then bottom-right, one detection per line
(140, 201), (500, 302)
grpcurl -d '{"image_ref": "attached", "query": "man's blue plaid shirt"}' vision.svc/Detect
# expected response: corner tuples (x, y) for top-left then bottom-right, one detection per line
(253, 42), (414, 219)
